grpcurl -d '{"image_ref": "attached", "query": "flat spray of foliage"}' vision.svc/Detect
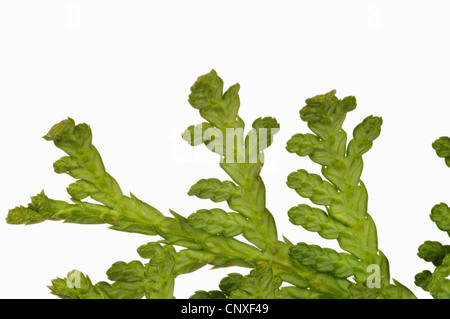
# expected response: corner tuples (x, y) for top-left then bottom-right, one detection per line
(7, 70), (450, 299)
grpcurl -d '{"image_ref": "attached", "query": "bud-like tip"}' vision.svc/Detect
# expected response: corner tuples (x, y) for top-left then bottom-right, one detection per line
(188, 69), (223, 109)
(432, 136), (450, 158)
(300, 90), (356, 123)
(43, 118), (75, 141)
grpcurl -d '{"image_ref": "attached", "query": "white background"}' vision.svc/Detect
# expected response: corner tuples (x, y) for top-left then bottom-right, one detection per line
(1, 1), (449, 299)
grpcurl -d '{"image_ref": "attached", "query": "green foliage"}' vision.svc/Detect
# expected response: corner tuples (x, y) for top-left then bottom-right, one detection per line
(433, 136), (450, 168)
(289, 243), (363, 279)
(49, 244), (176, 299)
(187, 178), (237, 202)
(286, 89), (415, 298)
(414, 140), (450, 298)
(187, 208), (246, 237)
(8, 69), (446, 299)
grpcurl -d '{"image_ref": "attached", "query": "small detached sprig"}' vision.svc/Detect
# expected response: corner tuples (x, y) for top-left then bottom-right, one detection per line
(414, 137), (450, 299)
